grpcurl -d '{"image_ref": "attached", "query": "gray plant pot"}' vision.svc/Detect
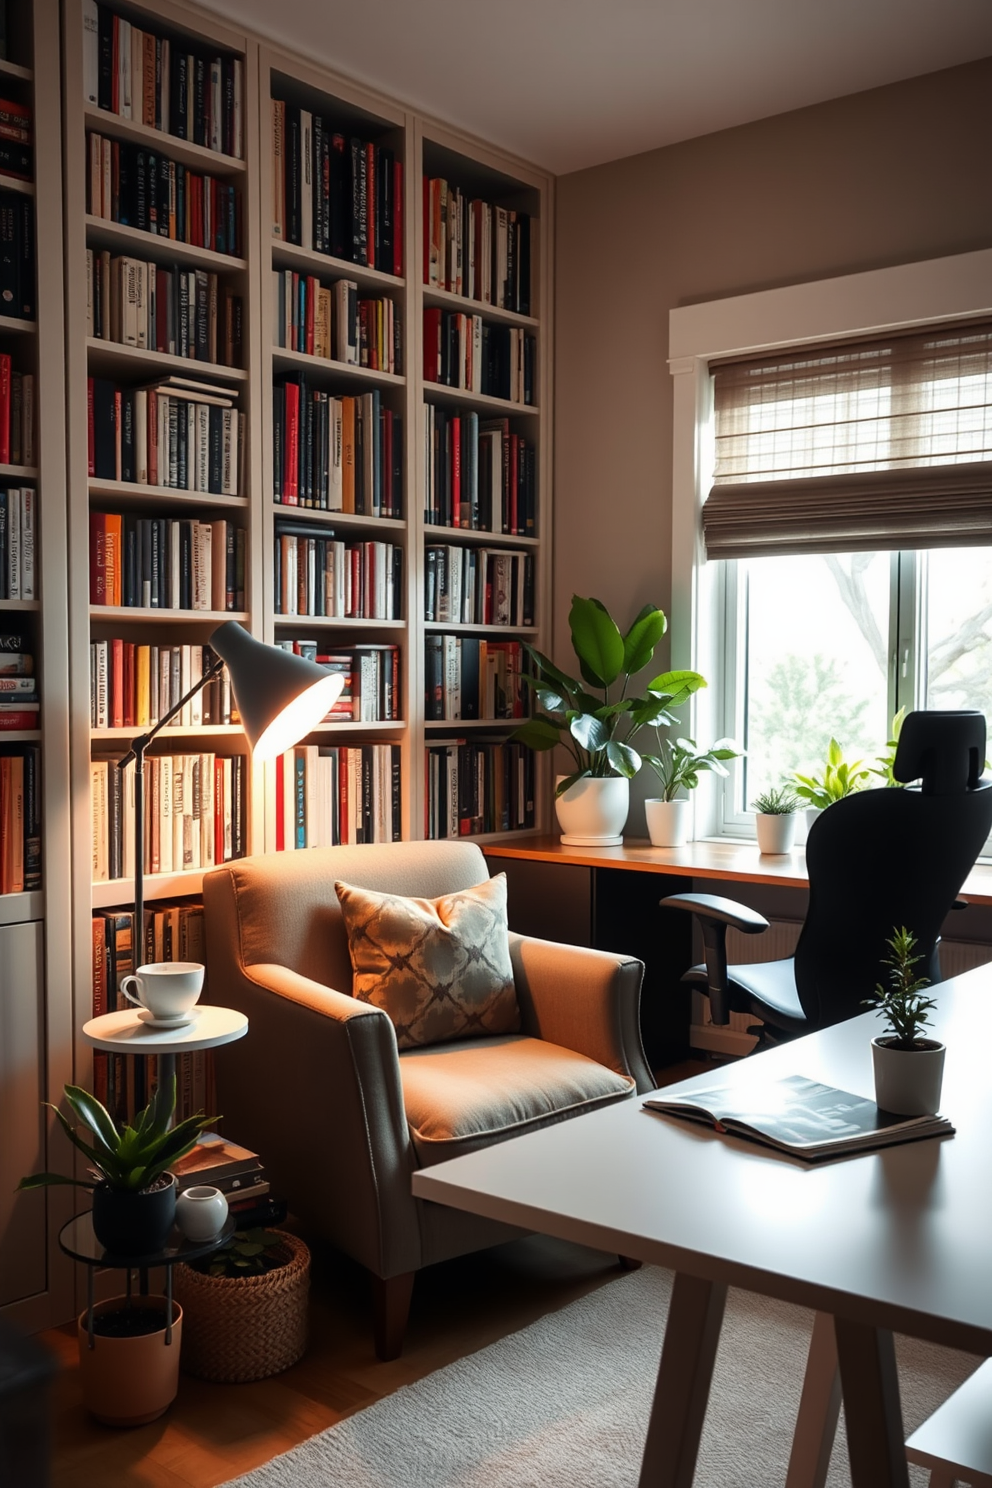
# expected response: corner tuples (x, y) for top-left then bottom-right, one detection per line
(871, 1037), (945, 1116)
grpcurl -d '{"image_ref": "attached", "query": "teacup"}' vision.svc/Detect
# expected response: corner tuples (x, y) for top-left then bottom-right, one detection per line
(120, 962), (204, 1023)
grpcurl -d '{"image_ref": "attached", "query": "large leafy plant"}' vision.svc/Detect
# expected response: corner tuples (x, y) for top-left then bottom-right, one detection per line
(793, 737), (872, 809)
(864, 926), (938, 1049)
(511, 595), (706, 797)
(18, 1078), (214, 1194)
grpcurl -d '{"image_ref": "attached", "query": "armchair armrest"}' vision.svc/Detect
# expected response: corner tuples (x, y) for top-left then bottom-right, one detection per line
(508, 933), (654, 1094)
(659, 893), (769, 1027)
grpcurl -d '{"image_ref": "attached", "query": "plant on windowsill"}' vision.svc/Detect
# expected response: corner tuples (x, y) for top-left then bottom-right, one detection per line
(793, 737), (872, 829)
(869, 707), (908, 787)
(863, 926), (944, 1116)
(751, 784), (802, 855)
(641, 736), (741, 848)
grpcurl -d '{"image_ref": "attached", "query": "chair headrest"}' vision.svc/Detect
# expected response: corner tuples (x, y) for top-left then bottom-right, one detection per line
(894, 710), (986, 794)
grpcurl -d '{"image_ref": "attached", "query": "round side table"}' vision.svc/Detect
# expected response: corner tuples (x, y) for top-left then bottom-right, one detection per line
(82, 1005), (248, 1094)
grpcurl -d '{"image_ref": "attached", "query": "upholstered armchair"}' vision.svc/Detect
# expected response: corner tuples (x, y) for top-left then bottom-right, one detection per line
(203, 840), (652, 1358)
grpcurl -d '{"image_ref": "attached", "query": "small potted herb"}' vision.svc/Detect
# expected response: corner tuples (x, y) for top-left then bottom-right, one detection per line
(793, 738), (872, 829)
(641, 736), (741, 847)
(751, 785), (802, 854)
(864, 927), (944, 1116)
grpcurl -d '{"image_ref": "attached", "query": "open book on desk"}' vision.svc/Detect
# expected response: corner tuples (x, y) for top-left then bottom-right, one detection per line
(643, 1074), (954, 1162)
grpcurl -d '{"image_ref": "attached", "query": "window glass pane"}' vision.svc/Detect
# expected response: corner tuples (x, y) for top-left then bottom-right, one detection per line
(740, 553), (891, 803)
(922, 548), (992, 724)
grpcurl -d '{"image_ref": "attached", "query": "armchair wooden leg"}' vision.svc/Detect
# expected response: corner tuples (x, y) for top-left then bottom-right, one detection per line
(371, 1270), (416, 1361)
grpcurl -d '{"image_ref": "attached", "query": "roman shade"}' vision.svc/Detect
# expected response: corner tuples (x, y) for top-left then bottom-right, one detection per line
(703, 321), (992, 560)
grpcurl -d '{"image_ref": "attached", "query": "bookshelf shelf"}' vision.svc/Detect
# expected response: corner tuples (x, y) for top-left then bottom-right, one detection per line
(424, 383), (539, 417)
(0, 174), (34, 196)
(82, 105), (247, 177)
(91, 724), (246, 739)
(91, 870), (205, 908)
(0, 598), (40, 611)
(308, 719), (406, 735)
(0, 316), (36, 334)
(0, 57), (33, 82)
(0, 463), (39, 480)
(423, 524), (538, 547)
(424, 622), (539, 636)
(272, 239), (405, 293)
(0, 889), (44, 923)
(272, 615), (405, 631)
(270, 503), (405, 531)
(0, 729), (41, 741)
(84, 215), (248, 273)
(90, 606), (250, 623)
(271, 346), (405, 388)
(424, 718), (522, 731)
(85, 337), (248, 382)
(88, 479), (249, 510)
(423, 285), (539, 330)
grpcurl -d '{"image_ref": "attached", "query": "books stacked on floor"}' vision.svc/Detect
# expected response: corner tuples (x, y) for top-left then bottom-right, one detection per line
(0, 190), (34, 320)
(87, 376), (242, 493)
(87, 250), (244, 367)
(276, 639), (400, 721)
(90, 752), (247, 880)
(173, 1134), (269, 1208)
(0, 96), (31, 185)
(425, 636), (530, 722)
(271, 99), (403, 276)
(87, 131), (241, 256)
(423, 311), (534, 404)
(274, 526), (401, 619)
(0, 488), (36, 599)
(90, 511), (246, 611)
(275, 742), (401, 848)
(0, 355), (34, 465)
(84, 5), (245, 158)
(426, 739), (534, 839)
(424, 180), (530, 314)
(425, 546), (534, 628)
(273, 270), (400, 373)
(90, 642), (237, 730)
(424, 406), (536, 534)
(0, 740), (41, 890)
(273, 376), (402, 516)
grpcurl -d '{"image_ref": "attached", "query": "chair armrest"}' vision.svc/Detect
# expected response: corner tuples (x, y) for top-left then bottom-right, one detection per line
(659, 894), (768, 1027)
(660, 892), (769, 934)
(508, 933), (654, 1094)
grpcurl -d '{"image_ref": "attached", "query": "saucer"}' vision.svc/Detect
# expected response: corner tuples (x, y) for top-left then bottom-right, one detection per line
(136, 1007), (200, 1031)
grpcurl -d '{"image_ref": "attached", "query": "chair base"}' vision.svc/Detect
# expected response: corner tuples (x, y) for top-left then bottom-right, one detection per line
(371, 1271), (416, 1361)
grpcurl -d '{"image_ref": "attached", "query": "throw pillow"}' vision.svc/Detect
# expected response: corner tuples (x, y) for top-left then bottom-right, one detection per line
(334, 874), (519, 1049)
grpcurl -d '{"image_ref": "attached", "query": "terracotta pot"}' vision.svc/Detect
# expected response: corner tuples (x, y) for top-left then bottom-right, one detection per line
(871, 1037), (946, 1116)
(644, 798), (691, 848)
(91, 1173), (177, 1256)
(554, 775), (629, 846)
(755, 812), (797, 854)
(77, 1295), (182, 1427)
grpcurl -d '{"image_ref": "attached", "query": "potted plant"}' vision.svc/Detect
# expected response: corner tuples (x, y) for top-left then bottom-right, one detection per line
(864, 927), (944, 1116)
(793, 738), (872, 828)
(751, 785), (802, 854)
(641, 736), (741, 847)
(869, 707), (908, 787)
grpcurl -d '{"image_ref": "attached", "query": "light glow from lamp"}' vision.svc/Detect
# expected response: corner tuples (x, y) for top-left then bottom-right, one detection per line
(208, 621), (348, 760)
(251, 673), (344, 761)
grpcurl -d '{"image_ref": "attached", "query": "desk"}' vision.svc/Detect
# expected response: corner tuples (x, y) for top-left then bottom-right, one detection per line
(413, 963), (992, 1488)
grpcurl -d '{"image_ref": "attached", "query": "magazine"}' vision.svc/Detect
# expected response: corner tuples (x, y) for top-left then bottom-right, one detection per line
(643, 1074), (954, 1161)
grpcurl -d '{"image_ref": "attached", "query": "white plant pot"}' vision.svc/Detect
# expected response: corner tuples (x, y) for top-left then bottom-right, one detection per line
(755, 812), (797, 855)
(644, 798), (691, 848)
(175, 1185), (229, 1243)
(555, 775), (629, 846)
(805, 806), (825, 833)
(871, 1037), (946, 1116)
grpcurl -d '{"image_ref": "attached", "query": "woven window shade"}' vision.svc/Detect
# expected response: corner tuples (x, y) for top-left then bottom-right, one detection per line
(704, 321), (992, 559)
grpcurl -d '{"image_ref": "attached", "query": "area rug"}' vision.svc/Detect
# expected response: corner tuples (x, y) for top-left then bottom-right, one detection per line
(221, 1266), (978, 1487)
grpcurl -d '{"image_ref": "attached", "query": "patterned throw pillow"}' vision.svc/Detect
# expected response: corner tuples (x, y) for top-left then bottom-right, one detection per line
(334, 874), (520, 1049)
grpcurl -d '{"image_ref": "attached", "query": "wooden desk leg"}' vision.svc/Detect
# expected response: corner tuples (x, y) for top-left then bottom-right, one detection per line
(786, 1311), (841, 1488)
(637, 1272), (727, 1488)
(834, 1317), (910, 1488)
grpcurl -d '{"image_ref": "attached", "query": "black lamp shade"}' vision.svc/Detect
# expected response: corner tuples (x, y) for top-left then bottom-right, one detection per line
(209, 622), (344, 761)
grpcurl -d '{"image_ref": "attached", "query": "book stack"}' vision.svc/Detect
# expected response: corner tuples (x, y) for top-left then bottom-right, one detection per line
(0, 96), (31, 184)
(84, 4), (245, 158)
(90, 752), (247, 880)
(274, 527), (401, 620)
(87, 250), (243, 367)
(277, 639), (400, 722)
(424, 180), (530, 314)
(424, 636), (530, 722)
(173, 1134), (269, 1209)
(0, 630), (38, 734)
(425, 739), (534, 839)
(90, 642), (237, 730)
(425, 546), (534, 628)
(0, 487), (35, 600)
(273, 376), (402, 517)
(87, 377), (241, 493)
(0, 354), (34, 466)
(271, 100), (403, 276)
(0, 189), (35, 320)
(272, 270), (400, 374)
(0, 742), (41, 890)
(424, 405), (536, 535)
(275, 742), (401, 849)
(423, 311), (534, 404)
(87, 132), (242, 257)
(90, 512), (245, 611)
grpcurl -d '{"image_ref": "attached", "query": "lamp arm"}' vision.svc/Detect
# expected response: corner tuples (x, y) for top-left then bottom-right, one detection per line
(118, 654), (226, 770)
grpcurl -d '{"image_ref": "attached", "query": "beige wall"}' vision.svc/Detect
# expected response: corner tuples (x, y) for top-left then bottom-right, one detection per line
(553, 57), (992, 826)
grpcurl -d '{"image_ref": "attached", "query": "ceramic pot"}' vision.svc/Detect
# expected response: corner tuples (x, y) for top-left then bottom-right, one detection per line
(755, 812), (797, 855)
(555, 775), (629, 846)
(91, 1173), (177, 1257)
(871, 1037), (946, 1116)
(805, 806), (825, 834)
(176, 1185), (229, 1243)
(77, 1295), (182, 1426)
(644, 798), (691, 848)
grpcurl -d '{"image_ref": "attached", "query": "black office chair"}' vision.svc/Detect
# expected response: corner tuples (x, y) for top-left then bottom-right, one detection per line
(661, 711), (992, 1043)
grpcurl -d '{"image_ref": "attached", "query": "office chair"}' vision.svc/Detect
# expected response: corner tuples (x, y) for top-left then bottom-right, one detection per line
(661, 711), (992, 1042)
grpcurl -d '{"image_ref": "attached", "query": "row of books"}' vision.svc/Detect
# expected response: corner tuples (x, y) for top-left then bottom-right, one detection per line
(0, 95), (31, 184)
(0, 745), (40, 891)
(277, 639), (400, 722)
(424, 405), (536, 536)
(90, 513), (246, 612)
(87, 133), (242, 258)
(272, 269), (400, 374)
(90, 642), (237, 731)
(87, 250), (244, 368)
(0, 629), (37, 734)
(424, 636), (530, 722)
(273, 378), (402, 517)
(87, 377), (242, 494)
(0, 487), (35, 601)
(274, 529), (401, 620)
(423, 312), (535, 405)
(425, 547), (535, 628)
(90, 750), (247, 881)
(275, 742), (401, 849)
(271, 100), (403, 276)
(425, 739), (535, 839)
(424, 180), (531, 315)
(84, 3), (245, 158)
(0, 191), (35, 320)
(0, 356), (33, 466)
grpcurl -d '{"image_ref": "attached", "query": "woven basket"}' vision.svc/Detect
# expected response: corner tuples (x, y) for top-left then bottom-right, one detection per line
(173, 1230), (310, 1383)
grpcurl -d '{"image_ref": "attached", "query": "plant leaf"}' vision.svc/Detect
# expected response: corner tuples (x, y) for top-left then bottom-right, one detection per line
(621, 604), (667, 675)
(510, 717), (561, 751)
(570, 714), (609, 753)
(554, 770), (588, 798)
(62, 1085), (120, 1152)
(569, 596), (624, 688)
(605, 740), (641, 777)
(647, 670), (707, 709)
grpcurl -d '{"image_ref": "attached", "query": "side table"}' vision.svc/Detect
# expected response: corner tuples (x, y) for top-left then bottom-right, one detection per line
(82, 1005), (248, 1097)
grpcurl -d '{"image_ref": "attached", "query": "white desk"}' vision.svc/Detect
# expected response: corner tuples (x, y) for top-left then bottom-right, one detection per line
(413, 963), (992, 1488)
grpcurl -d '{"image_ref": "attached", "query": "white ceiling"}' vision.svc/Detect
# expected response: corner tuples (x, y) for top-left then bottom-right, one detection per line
(198, 0), (992, 175)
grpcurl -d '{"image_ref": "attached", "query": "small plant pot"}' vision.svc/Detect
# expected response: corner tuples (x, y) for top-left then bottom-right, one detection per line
(554, 775), (629, 846)
(645, 798), (691, 848)
(91, 1173), (177, 1257)
(77, 1295), (182, 1426)
(176, 1185), (229, 1243)
(755, 812), (797, 855)
(872, 1037), (946, 1116)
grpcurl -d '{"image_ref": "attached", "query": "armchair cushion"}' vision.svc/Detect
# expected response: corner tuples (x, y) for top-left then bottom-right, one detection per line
(335, 873), (520, 1049)
(399, 1034), (635, 1165)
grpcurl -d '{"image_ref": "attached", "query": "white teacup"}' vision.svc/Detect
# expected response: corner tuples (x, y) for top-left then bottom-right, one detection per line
(120, 962), (204, 1023)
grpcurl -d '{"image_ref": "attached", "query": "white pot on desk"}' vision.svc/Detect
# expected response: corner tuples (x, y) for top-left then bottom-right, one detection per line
(555, 775), (629, 846)
(872, 1037), (945, 1116)
(755, 812), (797, 854)
(645, 798), (690, 848)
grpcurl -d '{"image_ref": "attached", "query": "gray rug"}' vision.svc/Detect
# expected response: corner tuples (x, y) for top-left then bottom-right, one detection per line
(221, 1267), (978, 1487)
